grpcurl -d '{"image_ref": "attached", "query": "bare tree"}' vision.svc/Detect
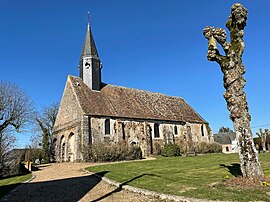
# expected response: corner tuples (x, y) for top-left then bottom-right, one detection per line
(256, 128), (269, 152)
(218, 126), (233, 133)
(203, 3), (264, 177)
(34, 102), (59, 162)
(0, 80), (33, 176)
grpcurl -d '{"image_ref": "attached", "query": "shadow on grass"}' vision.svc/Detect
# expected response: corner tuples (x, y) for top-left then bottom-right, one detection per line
(91, 173), (157, 202)
(0, 171), (108, 202)
(220, 163), (242, 177)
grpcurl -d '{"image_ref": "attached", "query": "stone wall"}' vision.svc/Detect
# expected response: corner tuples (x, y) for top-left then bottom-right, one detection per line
(53, 77), (83, 162)
(53, 115), (213, 162)
(89, 117), (213, 157)
(53, 126), (80, 162)
(54, 76), (83, 133)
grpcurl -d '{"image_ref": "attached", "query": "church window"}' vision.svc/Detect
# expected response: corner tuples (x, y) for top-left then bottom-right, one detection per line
(201, 125), (204, 137)
(122, 123), (125, 140)
(174, 126), (178, 135)
(154, 123), (160, 138)
(105, 119), (110, 135)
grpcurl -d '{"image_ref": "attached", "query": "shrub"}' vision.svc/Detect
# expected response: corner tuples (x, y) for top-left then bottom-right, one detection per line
(208, 142), (222, 153)
(129, 145), (142, 160)
(196, 142), (209, 154)
(196, 142), (222, 154)
(2, 155), (30, 178)
(178, 139), (188, 155)
(85, 142), (143, 162)
(90, 142), (130, 162)
(161, 143), (181, 157)
(153, 142), (162, 155)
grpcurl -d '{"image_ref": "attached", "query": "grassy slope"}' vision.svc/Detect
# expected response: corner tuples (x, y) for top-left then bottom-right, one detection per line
(88, 153), (270, 201)
(0, 173), (32, 198)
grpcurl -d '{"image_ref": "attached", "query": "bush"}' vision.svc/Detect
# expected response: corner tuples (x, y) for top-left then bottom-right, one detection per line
(208, 142), (222, 153)
(90, 142), (129, 162)
(196, 142), (222, 154)
(178, 139), (188, 154)
(1, 154), (30, 178)
(129, 145), (142, 160)
(85, 142), (143, 162)
(161, 143), (181, 157)
(196, 142), (209, 154)
(153, 142), (162, 155)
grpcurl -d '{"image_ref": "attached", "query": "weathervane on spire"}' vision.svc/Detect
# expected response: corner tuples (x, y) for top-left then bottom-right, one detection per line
(87, 11), (90, 26)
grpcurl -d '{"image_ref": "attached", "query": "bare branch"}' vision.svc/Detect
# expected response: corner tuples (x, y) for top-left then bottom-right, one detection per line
(0, 81), (33, 134)
(212, 28), (230, 54)
(203, 26), (227, 64)
(0, 80), (33, 176)
(33, 102), (59, 163)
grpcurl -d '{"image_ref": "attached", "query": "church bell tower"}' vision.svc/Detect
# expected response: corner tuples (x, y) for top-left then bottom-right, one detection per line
(79, 19), (102, 91)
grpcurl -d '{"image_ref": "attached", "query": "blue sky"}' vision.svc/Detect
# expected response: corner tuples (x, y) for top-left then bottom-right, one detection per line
(1, 0), (270, 147)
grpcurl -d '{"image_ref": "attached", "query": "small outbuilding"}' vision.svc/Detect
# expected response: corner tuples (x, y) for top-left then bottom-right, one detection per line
(214, 132), (238, 153)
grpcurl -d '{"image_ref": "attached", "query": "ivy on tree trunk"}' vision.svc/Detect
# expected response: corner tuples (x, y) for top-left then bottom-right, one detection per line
(203, 3), (264, 178)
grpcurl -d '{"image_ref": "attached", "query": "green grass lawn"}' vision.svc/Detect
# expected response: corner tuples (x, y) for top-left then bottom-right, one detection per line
(0, 173), (32, 199)
(87, 153), (270, 201)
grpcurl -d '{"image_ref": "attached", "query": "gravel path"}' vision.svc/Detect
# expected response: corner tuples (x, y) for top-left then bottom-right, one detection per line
(3, 162), (161, 202)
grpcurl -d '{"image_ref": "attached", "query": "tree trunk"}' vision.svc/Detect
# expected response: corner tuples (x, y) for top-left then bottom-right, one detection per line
(262, 130), (266, 152)
(203, 3), (264, 178)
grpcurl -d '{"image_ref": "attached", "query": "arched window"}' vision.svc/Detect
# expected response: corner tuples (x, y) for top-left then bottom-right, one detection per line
(105, 119), (110, 135)
(174, 126), (178, 135)
(154, 123), (160, 138)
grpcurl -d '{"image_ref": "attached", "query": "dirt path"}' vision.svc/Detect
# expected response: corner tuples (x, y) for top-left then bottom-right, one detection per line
(3, 162), (160, 202)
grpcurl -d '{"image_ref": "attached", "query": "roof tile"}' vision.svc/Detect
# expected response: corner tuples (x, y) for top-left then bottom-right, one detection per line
(70, 75), (206, 123)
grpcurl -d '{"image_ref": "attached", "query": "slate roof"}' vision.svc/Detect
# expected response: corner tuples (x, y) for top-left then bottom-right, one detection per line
(81, 23), (99, 58)
(69, 75), (206, 123)
(214, 132), (236, 144)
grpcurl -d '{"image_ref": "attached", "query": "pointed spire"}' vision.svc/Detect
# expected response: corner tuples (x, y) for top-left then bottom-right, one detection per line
(79, 14), (102, 91)
(81, 13), (99, 59)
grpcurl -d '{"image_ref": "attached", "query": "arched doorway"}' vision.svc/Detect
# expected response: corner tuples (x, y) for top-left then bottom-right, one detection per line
(68, 133), (75, 162)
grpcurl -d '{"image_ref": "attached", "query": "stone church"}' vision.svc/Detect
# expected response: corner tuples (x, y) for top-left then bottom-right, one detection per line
(52, 22), (213, 162)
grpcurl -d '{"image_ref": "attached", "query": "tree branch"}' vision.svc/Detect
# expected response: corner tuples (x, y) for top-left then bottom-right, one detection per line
(212, 28), (230, 54)
(203, 26), (227, 64)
